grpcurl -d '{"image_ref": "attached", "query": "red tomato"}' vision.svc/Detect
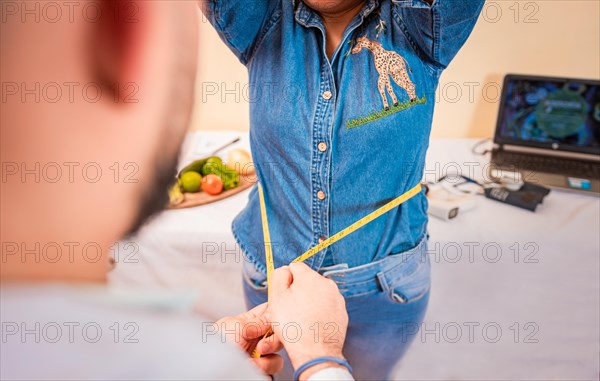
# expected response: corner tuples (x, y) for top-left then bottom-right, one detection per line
(202, 174), (223, 195)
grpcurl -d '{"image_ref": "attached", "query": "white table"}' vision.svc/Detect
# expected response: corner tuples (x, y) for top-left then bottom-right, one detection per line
(110, 132), (600, 380)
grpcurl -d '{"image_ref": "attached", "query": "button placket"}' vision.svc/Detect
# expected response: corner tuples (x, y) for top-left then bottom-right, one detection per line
(310, 62), (335, 265)
(317, 83), (333, 247)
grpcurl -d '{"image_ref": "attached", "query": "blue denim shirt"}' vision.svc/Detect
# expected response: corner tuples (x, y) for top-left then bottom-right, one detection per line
(204, 0), (484, 273)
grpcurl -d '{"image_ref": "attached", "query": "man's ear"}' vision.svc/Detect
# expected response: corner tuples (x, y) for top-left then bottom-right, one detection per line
(91, 0), (147, 103)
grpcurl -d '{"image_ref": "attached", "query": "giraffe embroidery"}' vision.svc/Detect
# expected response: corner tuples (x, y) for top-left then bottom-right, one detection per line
(351, 36), (417, 110)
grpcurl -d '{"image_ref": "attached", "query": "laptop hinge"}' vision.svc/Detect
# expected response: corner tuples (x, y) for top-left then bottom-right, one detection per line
(501, 144), (600, 162)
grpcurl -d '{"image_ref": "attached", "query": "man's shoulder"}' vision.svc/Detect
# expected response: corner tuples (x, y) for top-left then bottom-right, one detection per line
(1, 284), (263, 380)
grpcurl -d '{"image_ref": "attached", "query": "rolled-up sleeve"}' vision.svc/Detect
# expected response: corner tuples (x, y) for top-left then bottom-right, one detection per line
(392, 0), (485, 70)
(201, 0), (279, 65)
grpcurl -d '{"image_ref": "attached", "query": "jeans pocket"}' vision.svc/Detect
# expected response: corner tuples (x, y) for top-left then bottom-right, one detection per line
(242, 260), (268, 291)
(384, 249), (431, 304)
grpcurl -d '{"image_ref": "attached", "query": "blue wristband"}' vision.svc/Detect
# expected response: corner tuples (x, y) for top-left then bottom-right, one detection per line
(293, 356), (352, 381)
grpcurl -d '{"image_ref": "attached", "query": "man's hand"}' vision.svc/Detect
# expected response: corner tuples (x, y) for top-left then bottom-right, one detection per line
(216, 303), (284, 375)
(268, 263), (349, 380)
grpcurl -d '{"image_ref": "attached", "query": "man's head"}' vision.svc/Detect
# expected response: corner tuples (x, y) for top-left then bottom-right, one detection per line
(1, 1), (199, 282)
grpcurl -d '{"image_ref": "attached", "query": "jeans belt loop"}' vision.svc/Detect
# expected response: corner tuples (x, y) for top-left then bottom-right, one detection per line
(376, 271), (389, 293)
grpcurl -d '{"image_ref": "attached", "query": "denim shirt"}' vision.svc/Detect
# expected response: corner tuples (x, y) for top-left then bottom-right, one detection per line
(204, 0), (484, 273)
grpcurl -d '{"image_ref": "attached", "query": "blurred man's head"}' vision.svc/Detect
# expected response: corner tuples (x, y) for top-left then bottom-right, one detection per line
(1, 1), (199, 282)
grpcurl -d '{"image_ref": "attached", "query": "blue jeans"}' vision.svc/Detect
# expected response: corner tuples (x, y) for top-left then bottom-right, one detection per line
(242, 238), (431, 381)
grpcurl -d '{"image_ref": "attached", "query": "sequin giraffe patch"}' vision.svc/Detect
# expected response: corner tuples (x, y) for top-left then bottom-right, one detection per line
(347, 36), (426, 129)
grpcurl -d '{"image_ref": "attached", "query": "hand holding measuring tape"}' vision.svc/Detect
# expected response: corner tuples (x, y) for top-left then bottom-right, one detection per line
(268, 262), (348, 378)
(249, 182), (422, 381)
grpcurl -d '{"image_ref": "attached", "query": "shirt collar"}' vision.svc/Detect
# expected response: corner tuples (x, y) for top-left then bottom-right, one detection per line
(293, 0), (380, 28)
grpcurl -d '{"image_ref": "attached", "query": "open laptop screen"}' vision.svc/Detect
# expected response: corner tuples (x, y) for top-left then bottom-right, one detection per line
(495, 74), (600, 155)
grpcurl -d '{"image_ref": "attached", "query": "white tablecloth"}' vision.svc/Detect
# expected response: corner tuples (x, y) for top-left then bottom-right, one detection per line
(110, 132), (600, 380)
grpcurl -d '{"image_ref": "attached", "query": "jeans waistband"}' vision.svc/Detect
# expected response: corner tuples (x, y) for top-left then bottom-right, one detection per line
(318, 237), (428, 296)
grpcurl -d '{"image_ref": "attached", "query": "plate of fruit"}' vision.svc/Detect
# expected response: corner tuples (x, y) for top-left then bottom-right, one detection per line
(168, 148), (256, 209)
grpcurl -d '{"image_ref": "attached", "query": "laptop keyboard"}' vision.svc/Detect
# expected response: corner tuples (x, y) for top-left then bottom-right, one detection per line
(492, 150), (600, 179)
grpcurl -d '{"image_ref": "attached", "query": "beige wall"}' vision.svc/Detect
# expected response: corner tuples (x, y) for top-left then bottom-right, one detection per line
(189, 1), (600, 138)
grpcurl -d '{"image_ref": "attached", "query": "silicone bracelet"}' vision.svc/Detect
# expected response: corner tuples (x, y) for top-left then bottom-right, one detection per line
(293, 356), (352, 381)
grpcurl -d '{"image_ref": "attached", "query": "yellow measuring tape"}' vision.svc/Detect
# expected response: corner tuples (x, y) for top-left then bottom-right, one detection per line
(257, 183), (275, 289)
(259, 182), (422, 273)
(251, 182), (422, 358)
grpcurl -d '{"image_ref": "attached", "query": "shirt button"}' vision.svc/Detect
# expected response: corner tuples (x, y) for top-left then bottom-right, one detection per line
(318, 237), (326, 244)
(322, 91), (332, 100)
(318, 142), (328, 152)
(317, 190), (326, 200)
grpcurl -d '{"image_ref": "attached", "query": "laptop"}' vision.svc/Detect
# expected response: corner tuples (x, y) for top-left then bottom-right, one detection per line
(490, 74), (600, 195)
